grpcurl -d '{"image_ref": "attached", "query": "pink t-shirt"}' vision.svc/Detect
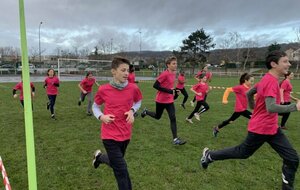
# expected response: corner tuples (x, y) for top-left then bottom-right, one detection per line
(94, 83), (143, 141)
(128, 73), (135, 83)
(80, 77), (96, 92)
(196, 71), (212, 81)
(13, 82), (34, 100)
(248, 73), (280, 135)
(232, 84), (249, 112)
(176, 74), (185, 89)
(45, 76), (60, 95)
(280, 79), (292, 102)
(192, 82), (209, 101)
(155, 70), (175, 103)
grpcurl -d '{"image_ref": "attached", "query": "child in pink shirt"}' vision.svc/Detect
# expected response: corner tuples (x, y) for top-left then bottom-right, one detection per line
(13, 81), (35, 107)
(44, 68), (60, 119)
(140, 56), (186, 145)
(213, 73), (254, 137)
(78, 72), (99, 116)
(279, 71), (299, 129)
(201, 50), (300, 190)
(92, 57), (142, 190)
(174, 70), (189, 109)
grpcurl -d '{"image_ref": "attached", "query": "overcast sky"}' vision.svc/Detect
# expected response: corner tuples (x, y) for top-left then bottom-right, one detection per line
(1, 0), (300, 55)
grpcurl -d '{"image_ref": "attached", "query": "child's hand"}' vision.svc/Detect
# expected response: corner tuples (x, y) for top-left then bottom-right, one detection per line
(13, 94), (18, 98)
(125, 109), (134, 124)
(100, 114), (115, 124)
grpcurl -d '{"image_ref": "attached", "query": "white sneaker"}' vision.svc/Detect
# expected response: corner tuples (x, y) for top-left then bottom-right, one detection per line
(186, 118), (193, 124)
(190, 101), (194, 107)
(194, 113), (200, 121)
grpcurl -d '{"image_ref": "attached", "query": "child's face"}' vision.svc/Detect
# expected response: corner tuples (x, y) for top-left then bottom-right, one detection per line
(48, 69), (54, 77)
(87, 73), (93, 79)
(111, 63), (129, 83)
(274, 56), (290, 76)
(245, 77), (254, 87)
(167, 60), (177, 72)
(201, 76), (207, 82)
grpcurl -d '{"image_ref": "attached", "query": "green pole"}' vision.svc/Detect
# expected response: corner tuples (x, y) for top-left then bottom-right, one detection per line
(18, 0), (38, 189)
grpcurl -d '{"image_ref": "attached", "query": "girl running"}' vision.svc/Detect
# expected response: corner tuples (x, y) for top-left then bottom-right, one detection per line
(174, 70), (189, 109)
(44, 68), (60, 119)
(213, 73), (254, 137)
(186, 73), (210, 124)
(279, 71), (299, 129)
(78, 72), (99, 116)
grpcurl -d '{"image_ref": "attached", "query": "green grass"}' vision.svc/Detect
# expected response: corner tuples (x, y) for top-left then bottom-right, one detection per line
(0, 77), (300, 190)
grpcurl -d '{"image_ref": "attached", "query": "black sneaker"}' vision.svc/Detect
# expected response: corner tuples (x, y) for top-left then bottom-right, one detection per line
(201, 147), (212, 169)
(141, 108), (147, 118)
(173, 137), (186, 145)
(78, 101), (81, 106)
(47, 102), (50, 110)
(87, 112), (93, 116)
(180, 104), (186, 109)
(93, 150), (102, 169)
(213, 127), (219, 137)
(133, 112), (139, 117)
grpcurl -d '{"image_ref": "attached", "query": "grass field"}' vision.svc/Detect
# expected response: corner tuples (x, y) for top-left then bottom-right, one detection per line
(0, 76), (300, 190)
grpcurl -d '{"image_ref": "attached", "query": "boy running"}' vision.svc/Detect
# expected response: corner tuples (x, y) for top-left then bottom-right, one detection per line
(174, 70), (189, 109)
(201, 50), (300, 190)
(13, 80), (35, 107)
(140, 56), (186, 145)
(92, 56), (142, 190)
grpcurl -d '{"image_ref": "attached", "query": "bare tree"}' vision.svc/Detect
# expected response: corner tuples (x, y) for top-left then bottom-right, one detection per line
(229, 32), (243, 63)
(242, 40), (258, 71)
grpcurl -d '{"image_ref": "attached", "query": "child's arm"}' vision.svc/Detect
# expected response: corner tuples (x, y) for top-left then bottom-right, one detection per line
(78, 83), (87, 94)
(265, 97), (298, 113)
(222, 87), (233, 104)
(92, 102), (115, 124)
(13, 89), (18, 98)
(153, 80), (174, 94)
(247, 87), (257, 109)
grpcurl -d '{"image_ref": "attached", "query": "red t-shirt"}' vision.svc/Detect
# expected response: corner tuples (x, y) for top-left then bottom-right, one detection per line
(13, 82), (34, 100)
(155, 70), (175, 103)
(192, 82), (209, 101)
(248, 73), (280, 135)
(80, 77), (96, 92)
(280, 79), (292, 102)
(176, 74), (185, 89)
(128, 73), (135, 83)
(232, 84), (250, 112)
(94, 83), (143, 141)
(45, 76), (59, 95)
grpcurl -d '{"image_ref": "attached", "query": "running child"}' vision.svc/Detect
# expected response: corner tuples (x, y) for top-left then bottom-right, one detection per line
(140, 56), (186, 145)
(78, 72), (99, 116)
(213, 73), (254, 137)
(13, 80), (35, 107)
(279, 71), (299, 129)
(201, 50), (300, 190)
(92, 56), (142, 190)
(174, 70), (189, 109)
(186, 73), (210, 124)
(127, 64), (138, 84)
(44, 68), (60, 119)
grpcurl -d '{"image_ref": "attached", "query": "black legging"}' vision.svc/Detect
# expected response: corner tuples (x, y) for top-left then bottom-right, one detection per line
(187, 100), (209, 119)
(280, 102), (291, 127)
(174, 87), (189, 105)
(218, 110), (252, 129)
(47, 95), (57, 115)
(145, 102), (177, 139)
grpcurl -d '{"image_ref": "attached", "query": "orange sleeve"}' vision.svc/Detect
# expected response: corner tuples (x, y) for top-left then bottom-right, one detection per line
(222, 87), (233, 104)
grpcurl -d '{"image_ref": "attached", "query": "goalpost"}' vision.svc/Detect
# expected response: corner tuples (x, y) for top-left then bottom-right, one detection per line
(57, 58), (112, 79)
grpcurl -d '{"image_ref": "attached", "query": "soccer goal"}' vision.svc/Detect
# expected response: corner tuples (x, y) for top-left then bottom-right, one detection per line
(56, 58), (112, 79)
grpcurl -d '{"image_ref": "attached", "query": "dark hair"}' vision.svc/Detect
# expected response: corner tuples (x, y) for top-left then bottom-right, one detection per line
(165, 56), (177, 66)
(239, 73), (253, 85)
(198, 73), (206, 79)
(129, 64), (134, 73)
(85, 71), (92, 78)
(284, 71), (292, 79)
(47, 68), (56, 76)
(111, 56), (130, 69)
(265, 50), (287, 69)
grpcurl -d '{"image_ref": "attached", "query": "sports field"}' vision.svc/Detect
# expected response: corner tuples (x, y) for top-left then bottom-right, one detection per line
(0, 76), (300, 189)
